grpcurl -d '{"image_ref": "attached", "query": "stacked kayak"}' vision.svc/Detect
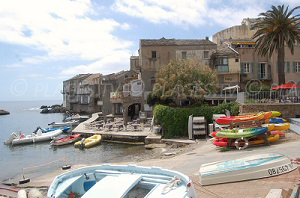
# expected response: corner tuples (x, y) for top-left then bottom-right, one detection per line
(211, 111), (289, 150)
(74, 135), (101, 148)
(213, 134), (280, 147)
(216, 127), (268, 138)
(51, 134), (81, 146)
(215, 112), (270, 125)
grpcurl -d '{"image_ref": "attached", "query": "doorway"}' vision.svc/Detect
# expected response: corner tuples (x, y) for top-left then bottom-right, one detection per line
(128, 103), (141, 121)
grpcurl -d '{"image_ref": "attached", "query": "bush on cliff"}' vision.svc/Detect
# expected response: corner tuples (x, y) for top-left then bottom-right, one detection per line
(153, 102), (239, 138)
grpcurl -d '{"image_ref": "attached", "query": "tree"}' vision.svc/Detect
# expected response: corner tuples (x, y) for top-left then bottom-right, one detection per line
(253, 5), (300, 85)
(151, 59), (218, 105)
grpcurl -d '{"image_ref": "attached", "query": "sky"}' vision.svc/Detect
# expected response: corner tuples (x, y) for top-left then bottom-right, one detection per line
(0, 0), (299, 101)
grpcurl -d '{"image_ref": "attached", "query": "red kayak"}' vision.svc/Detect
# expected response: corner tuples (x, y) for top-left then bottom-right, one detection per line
(50, 134), (81, 146)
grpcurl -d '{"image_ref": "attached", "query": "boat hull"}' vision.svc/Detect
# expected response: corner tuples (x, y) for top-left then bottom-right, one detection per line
(11, 129), (63, 145)
(50, 134), (81, 146)
(199, 153), (297, 186)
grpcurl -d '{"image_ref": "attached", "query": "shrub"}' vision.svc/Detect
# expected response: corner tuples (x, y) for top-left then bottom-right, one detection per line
(153, 102), (239, 138)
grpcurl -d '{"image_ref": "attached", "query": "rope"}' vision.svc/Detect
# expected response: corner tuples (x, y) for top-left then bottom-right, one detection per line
(194, 182), (224, 198)
(23, 157), (66, 170)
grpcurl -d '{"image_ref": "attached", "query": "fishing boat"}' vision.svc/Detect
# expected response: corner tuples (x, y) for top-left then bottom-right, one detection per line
(50, 134), (82, 146)
(49, 120), (79, 128)
(216, 127), (268, 138)
(5, 129), (63, 145)
(199, 153), (297, 186)
(74, 135), (101, 148)
(47, 164), (197, 198)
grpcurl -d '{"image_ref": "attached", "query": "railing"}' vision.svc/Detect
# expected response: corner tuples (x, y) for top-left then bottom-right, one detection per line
(238, 91), (300, 104)
(216, 66), (240, 73)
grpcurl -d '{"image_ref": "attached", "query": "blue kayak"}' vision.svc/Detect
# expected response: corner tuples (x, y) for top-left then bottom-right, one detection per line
(269, 118), (285, 123)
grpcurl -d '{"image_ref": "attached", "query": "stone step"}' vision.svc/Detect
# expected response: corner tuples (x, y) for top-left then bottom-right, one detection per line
(290, 118), (300, 126)
(289, 124), (300, 136)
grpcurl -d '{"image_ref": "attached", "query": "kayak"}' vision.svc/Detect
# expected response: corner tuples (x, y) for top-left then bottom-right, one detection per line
(271, 111), (281, 118)
(213, 134), (280, 147)
(270, 130), (285, 137)
(74, 135), (101, 148)
(50, 134), (81, 146)
(265, 118), (286, 124)
(274, 123), (290, 131)
(216, 127), (268, 138)
(215, 113), (265, 125)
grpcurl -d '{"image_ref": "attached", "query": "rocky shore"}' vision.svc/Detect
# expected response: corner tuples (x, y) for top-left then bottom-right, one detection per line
(0, 109), (10, 115)
(40, 104), (66, 114)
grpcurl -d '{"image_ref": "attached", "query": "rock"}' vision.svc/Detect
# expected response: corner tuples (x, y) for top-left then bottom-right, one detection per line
(145, 144), (166, 149)
(40, 105), (48, 109)
(40, 108), (49, 114)
(163, 152), (176, 156)
(0, 109), (10, 115)
(50, 104), (61, 108)
(49, 106), (62, 113)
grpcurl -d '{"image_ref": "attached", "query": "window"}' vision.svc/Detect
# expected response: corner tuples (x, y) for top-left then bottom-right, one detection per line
(218, 57), (228, 65)
(204, 51), (209, 59)
(244, 63), (251, 73)
(181, 52), (187, 59)
(296, 62), (300, 72)
(235, 58), (239, 63)
(151, 51), (156, 59)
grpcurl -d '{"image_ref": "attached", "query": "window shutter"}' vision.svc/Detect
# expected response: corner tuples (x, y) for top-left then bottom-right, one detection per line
(251, 63), (254, 73)
(286, 62), (290, 73)
(257, 63), (261, 79)
(293, 62), (297, 72)
(241, 62), (244, 74)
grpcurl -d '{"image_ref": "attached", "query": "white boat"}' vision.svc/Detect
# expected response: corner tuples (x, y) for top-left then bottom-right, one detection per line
(199, 153), (297, 186)
(64, 114), (89, 122)
(49, 120), (79, 128)
(5, 129), (63, 145)
(47, 164), (197, 198)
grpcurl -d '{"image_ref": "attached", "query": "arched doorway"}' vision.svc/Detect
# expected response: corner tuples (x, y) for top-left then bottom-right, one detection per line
(128, 103), (141, 121)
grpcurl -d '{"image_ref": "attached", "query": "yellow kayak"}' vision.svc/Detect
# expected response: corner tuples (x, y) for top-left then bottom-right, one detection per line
(261, 124), (275, 132)
(74, 135), (101, 148)
(270, 111), (281, 118)
(273, 123), (290, 131)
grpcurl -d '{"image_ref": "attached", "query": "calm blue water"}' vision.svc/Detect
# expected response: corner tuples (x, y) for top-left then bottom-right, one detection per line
(0, 101), (150, 181)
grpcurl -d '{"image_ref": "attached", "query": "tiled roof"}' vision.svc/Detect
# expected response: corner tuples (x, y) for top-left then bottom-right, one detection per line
(140, 38), (216, 46)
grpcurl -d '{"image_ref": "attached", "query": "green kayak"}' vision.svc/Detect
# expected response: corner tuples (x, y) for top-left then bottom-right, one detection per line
(216, 127), (268, 138)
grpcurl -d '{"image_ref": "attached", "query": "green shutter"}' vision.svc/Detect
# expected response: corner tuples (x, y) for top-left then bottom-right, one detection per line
(276, 62), (278, 73)
(251, 63), (254, 73)
(257, 63), (261, 79)
(293, 62), (297, 72)
(241, 62), (244, 74)
(286, 62), (290, 73)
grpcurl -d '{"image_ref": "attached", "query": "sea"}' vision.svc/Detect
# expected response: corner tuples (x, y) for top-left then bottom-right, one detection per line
(0, 100), (151, 182)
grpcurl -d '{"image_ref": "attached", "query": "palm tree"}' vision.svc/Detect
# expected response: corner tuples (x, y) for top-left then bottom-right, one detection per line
(253, 5), (300, 85)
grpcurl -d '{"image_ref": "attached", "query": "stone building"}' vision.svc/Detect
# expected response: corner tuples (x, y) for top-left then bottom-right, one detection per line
(212, 18), (300, 91)
(63, 74), (102, 113)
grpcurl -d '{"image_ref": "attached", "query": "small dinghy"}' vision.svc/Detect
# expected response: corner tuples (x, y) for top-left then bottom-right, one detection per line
(47, 164), (197, 198)
(5, 129), (63, 145)
(199, 153), (297, 186)
(50, 134), (81, 146)
(74, 135), (101, 148)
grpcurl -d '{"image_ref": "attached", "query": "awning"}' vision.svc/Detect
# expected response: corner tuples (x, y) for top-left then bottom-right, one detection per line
(271, 83), (300, 90)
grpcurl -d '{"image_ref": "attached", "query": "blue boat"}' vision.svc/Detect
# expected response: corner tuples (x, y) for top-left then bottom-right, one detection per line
(33, 126), (70, 134)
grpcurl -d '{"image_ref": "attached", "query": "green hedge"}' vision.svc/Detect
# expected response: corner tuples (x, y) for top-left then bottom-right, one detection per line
(153, 102), (239, 138)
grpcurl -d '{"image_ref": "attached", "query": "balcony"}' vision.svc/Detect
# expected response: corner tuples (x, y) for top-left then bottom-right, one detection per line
(258, 72), (272, 80)
(217, 65), (229, 72)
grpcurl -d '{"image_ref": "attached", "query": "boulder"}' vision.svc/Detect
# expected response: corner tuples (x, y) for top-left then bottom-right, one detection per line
(40, 108), (49, 114)
(40, 105), (48, 109)
(0, 109), (10, 115)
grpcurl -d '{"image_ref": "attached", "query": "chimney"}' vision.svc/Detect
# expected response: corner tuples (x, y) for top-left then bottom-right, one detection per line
(205, 36), (209, 41)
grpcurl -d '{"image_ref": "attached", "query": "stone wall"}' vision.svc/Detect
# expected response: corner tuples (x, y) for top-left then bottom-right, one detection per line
(239, 103), (300, 118)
